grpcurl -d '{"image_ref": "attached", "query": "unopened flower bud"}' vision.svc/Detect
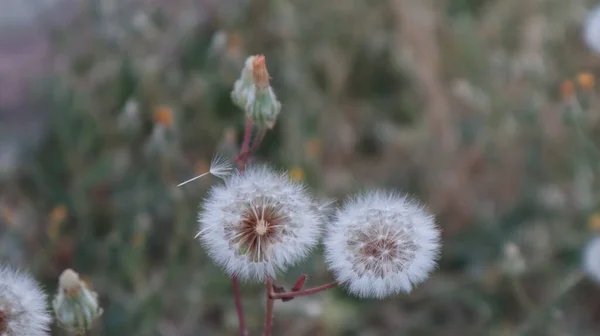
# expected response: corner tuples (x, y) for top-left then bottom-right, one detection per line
(52, 269), (102, 333)
(231, 55), (281, 129)
(502, 242), (525, 275)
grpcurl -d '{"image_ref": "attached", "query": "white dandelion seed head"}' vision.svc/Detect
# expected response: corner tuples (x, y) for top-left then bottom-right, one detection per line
(584, 5), (600, 54)
(324, 190), (441, 299)
(197, 165), (323, 282)
(0, 265), (52, 336)
(583, 236), (600, 283)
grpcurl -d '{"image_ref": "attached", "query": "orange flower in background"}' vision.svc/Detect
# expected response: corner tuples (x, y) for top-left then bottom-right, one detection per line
(560, 80), (575, 100)
(153, 106), (174, 127)
(0, 203), (15, 226)
(588, 213), (600, 231)
(252, 55), (270, 89)
(227, 32), (244, 54)
(50, 205), (68, 223)
(48, 205), (68, 241)
(577, 72), (595, 91)
(290, 167), (305, 182)
(304, 138), (321, 159)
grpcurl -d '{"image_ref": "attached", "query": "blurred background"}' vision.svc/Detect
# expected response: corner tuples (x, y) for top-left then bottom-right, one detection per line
(2, 0), (600, 335)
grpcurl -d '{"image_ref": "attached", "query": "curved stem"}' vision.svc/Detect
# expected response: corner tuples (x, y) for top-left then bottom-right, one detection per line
(264, 277), (275, 336)
(239, 118), (254, 163)
(269, 281), (339, 300)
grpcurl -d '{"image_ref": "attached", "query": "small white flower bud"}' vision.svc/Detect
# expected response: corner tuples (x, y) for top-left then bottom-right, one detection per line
(52, 269), (103, 333)
(324, 191), (441, 299)
(0, 265), (52, 336)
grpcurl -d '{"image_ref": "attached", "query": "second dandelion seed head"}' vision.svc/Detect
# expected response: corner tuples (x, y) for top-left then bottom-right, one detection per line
(325, 191), (441, 299)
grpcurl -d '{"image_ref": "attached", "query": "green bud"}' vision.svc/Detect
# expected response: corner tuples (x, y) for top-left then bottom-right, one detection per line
(53, 269), (103, 334)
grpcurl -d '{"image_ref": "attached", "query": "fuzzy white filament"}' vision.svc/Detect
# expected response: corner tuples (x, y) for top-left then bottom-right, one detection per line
(197, 165), (323, 282)
(177, 154), (233, 187)
(324, 191), (441, 299)
(583, 236), (600, 283)
(584, 5), (600, 54)
(0, 265), (52, 335)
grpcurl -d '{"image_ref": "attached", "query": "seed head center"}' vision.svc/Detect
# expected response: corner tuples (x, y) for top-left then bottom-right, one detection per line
(255, 219), (269, 236)
(0, 309), (7, 333)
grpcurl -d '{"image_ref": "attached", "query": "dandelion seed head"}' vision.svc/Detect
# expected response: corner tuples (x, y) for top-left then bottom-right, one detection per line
(0, 265), (52, 336)
(324, 190), (441, 299)
(197, 165), (323, 282)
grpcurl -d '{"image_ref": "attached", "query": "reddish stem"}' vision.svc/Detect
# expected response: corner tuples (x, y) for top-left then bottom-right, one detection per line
(238, 118), (254, 168)
(232, 276), (248, 336)
(291, 274), (308, 291)
(269, 281), (339, 300)
(264, 277), (275, 336)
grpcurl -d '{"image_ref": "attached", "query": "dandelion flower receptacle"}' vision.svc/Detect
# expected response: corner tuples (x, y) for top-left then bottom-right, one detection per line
(197, 165), (323, 282)
(52, 269), (103, 333)
(324, 191), (441, 299)
(0, 265), (52, 336)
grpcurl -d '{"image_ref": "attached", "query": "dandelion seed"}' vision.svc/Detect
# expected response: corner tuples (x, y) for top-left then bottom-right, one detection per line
(0, 265), (52, 336)
(177, 154), (234, 187)
(324, 190), (441, 299)
(197, 165), (323, 282)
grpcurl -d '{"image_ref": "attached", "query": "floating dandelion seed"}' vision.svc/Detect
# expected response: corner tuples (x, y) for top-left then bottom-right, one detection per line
(324, 191), (441, 299)
(197, 165), (324, 282)
(0, 265), (52, 336)
(177, 154), (234, 187)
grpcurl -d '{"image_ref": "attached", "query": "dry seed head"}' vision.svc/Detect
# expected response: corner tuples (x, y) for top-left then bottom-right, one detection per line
(324, 191), (441, 299)
(0, 265), (52, 336)
(197, 165), (324, 282)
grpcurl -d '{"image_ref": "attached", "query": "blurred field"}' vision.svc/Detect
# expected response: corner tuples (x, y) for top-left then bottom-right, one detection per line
(3, 0), (600, 335)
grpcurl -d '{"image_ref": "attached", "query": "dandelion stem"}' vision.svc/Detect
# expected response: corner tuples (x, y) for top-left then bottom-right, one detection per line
(231, 276), (248, 336)
(264, 277), (275, 336)
(239, 118), (254, 167)
(269, 281), (339, 300)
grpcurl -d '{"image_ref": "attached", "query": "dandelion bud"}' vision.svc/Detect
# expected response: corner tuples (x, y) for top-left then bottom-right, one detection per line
(231, 55), (281, 129)
(197, 165), (324, 282)
(0, 265), (52, 336)
(324, 191), (441, 299)
(52, 269), (102, 333)
(252, 55), (270, 89)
